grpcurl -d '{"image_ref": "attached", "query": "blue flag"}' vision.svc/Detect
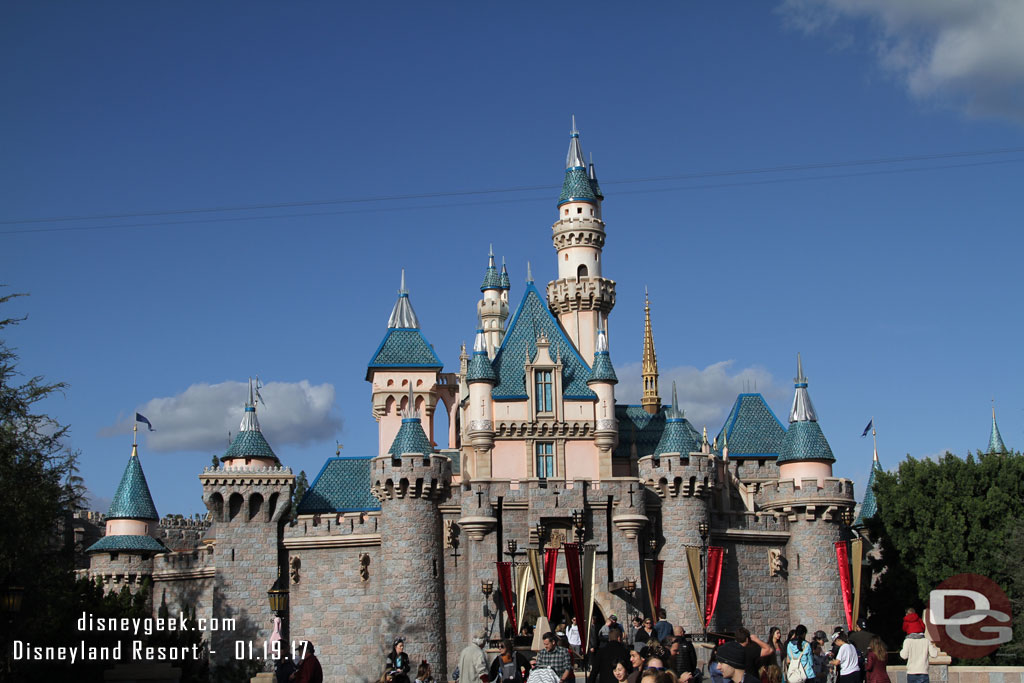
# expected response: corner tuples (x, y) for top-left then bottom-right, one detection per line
(861, 419), (872, 437)
(136, 413), (155, 431)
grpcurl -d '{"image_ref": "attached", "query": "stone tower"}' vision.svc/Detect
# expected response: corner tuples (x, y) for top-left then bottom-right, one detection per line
(478, 247), (510, 358)
(86, 436), (165, 595)
(641, 292), (661, 415)
(588, 326), (619, 478)
(547, 118), (616, 360)
(638, 384), (712, 632)
(371, 396), (452, 679)
(758, 355), (853, 631)
(200, 384), (293, 660)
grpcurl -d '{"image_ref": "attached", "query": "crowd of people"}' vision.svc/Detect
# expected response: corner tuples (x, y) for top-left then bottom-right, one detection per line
(362, 606), (938, 683)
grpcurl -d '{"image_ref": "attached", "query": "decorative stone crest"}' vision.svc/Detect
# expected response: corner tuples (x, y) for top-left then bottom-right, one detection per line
(359, 553), (371, 582)
(289, 556), (301, 584)
(768, 548), (785, 576)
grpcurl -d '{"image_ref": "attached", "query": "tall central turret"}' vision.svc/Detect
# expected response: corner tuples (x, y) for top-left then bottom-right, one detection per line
(547, 118), (616, 360)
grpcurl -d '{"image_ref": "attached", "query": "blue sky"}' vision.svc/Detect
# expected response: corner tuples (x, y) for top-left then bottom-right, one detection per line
(3, 1), (1022, 516)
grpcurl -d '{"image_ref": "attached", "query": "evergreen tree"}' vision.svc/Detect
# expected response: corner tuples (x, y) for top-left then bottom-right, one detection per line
(865, 450), (1024, 661)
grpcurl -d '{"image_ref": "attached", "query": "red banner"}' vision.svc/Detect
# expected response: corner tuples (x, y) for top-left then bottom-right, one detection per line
(563, 543), (585, 645)
(654, 560), (664, 616)
(835, 541), (853, 631)
(704, 547), (724, 628)
(544, 547), (560, 621)
(496, 561), (517, 636)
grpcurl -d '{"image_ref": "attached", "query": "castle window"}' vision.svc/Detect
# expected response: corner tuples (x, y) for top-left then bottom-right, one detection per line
(577, 264), (588, 279)
(536, 442), (554, 478)
(577, 207), (582, 214)
(535, 370), (553, 413)
(564, 209), (569, 216)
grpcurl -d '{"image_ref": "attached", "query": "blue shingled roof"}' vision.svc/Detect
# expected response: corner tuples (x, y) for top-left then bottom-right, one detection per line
(778, 419), (835, 463)
(481, 264), (502, 291)
(715, 394), (787, 458)
(491, 283), (596, 400)
(107, 452), (159, 520)
(222, 429), (278, 462)
(467, 352), (498, 383)
(86, 534), (166, 554)
(654, 417), (701, 456)
(499, 268), (511, 290)
(588, 352), (618, 384)
(616, 406), (684, 459)
(854, 458), (883, 527)
(559, 167), (597, 205)
(989, 414), (1007, 454)
(367, 328), (443, 376)
(589, 176), (603, 200)
(297, 456), (381, 514)
(388, 417), (435, 457)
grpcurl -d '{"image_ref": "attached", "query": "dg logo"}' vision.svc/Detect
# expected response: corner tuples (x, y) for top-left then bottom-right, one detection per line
(928, 573), (1012, 659)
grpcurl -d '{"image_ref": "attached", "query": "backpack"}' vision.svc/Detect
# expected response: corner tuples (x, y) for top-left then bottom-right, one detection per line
(788, 643), (809, 683)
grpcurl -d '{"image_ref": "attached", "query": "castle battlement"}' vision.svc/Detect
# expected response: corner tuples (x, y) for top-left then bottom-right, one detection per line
(287, 511), (380, 538)
(371, 453), (452, 501)
(546, 277), (616, 313)
(637, 453), (715, 498)
(756, 477), (855, 521)
(199, 464), (294, 487)
(712, 510), (790, 534)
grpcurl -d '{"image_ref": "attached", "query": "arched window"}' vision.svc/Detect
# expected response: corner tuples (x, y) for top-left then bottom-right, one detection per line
(577, 264), (588, 279)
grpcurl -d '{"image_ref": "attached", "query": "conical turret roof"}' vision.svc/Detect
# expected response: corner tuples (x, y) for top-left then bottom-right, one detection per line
(588, 327), (617, 384)
(989, 404), (1008, 454)
(653, 382), (700, 456)
(854, 451), (883, 527)
(481, 247), (502, 291)
(367, 271), (442, 379)
(222, 379), (279, 463)
(106, 444), (159, 520)
(467, 328), (497, 383)
(778, 355), (835, 463)
(559, 117), (597, 206)
(388, 390), (435, 457)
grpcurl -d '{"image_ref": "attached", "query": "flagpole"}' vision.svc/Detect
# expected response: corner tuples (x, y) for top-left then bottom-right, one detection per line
(871, 416), (878, 461)
(133, 421), (138, 448)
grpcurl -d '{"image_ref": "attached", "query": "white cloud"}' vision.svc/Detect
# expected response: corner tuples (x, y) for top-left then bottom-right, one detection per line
(615, 360), (786, 430)
(778, 0), (1024, 122)
(100, 380), (342, 453)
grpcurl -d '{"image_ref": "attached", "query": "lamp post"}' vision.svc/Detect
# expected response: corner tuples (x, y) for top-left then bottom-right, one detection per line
(481, 579), (494, 636)
(571, 510), (586, 543)
(506, 539), (518, 562)
(267, 570), (289, 664)
(535, 522), (546, 549)
(698, 520), (710, 639)
(1, 581), (24, 677)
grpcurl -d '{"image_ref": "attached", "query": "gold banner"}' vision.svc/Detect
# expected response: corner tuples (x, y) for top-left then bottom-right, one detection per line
(686, 546), (703, 623)
(582, 544), (597, 650)
(516, 563), (530, 634)
(851, 538), (863, 625)
(642, 559), (656, 619)
(527, 549), (546, 619)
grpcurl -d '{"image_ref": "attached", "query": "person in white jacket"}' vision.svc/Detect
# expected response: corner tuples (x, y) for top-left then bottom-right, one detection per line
(899, 633), (939, 683)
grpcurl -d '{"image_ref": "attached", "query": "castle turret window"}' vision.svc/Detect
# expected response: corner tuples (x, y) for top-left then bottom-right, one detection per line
(535, 370), (553, 413)
(536, 442), (554, 478)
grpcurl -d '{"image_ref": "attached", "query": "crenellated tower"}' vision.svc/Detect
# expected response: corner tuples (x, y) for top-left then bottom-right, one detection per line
(641, 291), (661, 415)
(547, 118), (616, 360)
(638, 382), (710, 632)
(371, 394), (452, 679)
(200, 385), (294, 663)
(478, 247), (509, 358)
(757, 354), (853, 631)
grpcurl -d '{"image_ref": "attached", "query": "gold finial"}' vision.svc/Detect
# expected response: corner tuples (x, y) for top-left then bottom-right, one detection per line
(641, 290), (660, 415)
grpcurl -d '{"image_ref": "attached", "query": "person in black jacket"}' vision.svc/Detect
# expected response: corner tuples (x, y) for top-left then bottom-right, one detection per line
(670, 634), (699, 679)
(589, 626), (631, 683)
(385, 638), (411, 676)
(488, 639), (530, 682)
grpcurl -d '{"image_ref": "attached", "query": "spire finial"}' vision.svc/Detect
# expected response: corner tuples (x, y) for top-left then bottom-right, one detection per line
(399, 268), (407, 295)
(388, 269), (420, 328)
(641, 290), (661, 415)
(795, 352), (806, 384)
(789, 353), (817, 422)
(571, 114), (578, 135)
(526, 261), (533, 283)
(401, 385), (418, 420)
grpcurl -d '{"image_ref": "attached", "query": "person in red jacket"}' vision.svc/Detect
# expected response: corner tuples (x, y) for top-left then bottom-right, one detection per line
(290, 640), (323, 683)
(864, 638), (889, 683)
(902, 608), (925, 635)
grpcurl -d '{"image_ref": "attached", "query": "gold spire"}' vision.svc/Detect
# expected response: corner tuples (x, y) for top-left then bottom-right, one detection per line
(641, 289), (661, 415)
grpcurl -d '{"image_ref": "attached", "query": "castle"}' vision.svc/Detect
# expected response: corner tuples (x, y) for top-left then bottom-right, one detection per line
(85, 123), (886, 681)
